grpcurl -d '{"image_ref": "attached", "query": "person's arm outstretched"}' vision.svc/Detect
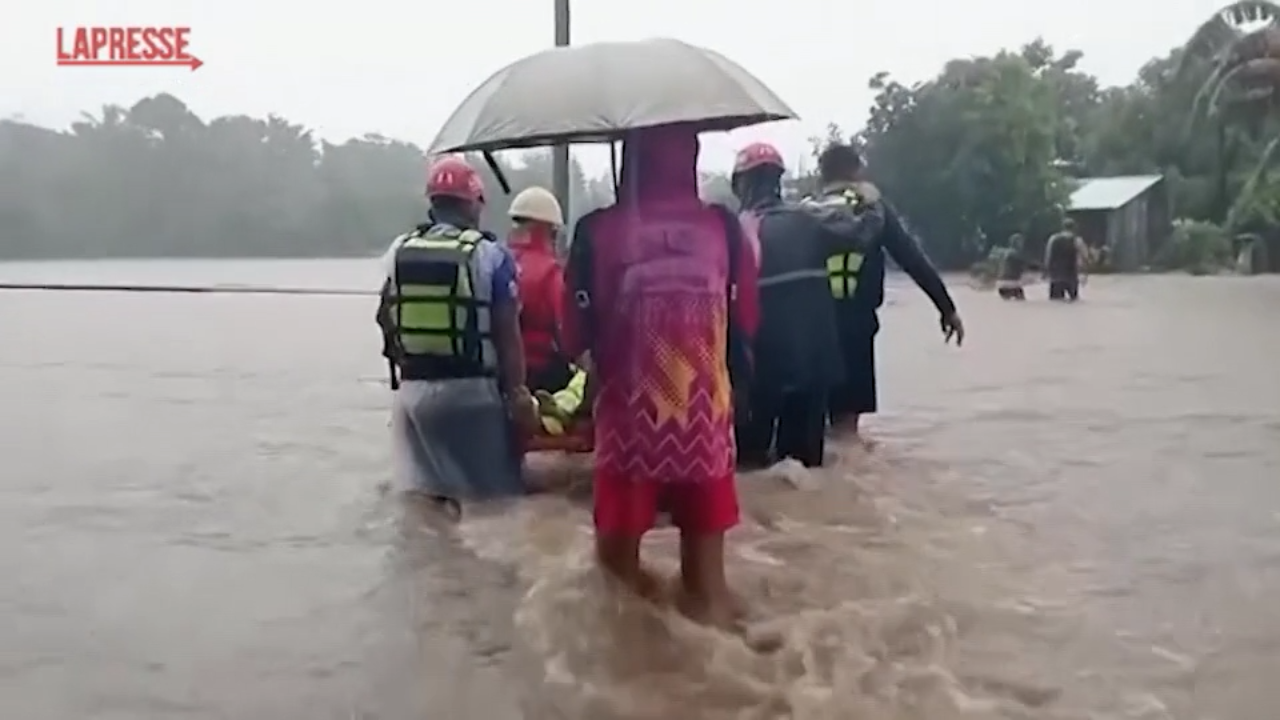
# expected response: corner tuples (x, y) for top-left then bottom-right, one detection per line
(880, 203), (964, 345)
(880, 204), (955, 316)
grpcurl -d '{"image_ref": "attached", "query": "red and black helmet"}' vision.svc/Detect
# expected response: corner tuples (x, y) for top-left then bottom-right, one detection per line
(732, 142), (785, 175)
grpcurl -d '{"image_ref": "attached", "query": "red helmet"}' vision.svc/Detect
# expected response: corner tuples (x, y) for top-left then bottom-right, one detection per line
(733, 142), (785, 175)
(425, 156), (485, 203)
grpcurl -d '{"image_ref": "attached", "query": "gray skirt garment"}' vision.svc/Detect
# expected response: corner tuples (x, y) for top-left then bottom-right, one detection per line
(391, 377), (524, 500)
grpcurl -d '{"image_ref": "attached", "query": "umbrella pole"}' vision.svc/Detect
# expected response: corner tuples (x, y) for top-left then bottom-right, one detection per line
(551, 0), (572, 253)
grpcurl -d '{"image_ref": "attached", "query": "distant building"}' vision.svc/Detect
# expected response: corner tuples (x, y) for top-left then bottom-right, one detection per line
(1067, 174), (1170, 271)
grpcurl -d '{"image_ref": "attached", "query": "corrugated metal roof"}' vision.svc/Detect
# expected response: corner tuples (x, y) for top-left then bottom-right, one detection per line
(1067, 175), (1163, 211)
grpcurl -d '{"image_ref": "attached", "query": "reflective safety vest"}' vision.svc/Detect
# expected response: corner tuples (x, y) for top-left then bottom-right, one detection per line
(538, 365), (588, 436)
(804, 187), (869, 300)
(391, 223), (496, 376)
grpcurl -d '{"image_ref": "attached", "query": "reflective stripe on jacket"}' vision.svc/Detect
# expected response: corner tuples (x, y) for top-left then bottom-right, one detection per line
(391, 224), (496, 373)
(804, 187), (870, 299)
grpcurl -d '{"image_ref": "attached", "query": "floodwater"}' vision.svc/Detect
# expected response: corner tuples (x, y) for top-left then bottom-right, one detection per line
(2, 260), (1279, 720)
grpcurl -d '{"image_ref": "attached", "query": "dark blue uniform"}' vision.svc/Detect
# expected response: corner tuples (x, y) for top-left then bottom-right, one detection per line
(736, 194), (884, 467)
(811, 184), (956, 424)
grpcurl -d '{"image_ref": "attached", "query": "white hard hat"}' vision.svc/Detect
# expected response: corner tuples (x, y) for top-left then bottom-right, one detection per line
(508, 186), (564, 228)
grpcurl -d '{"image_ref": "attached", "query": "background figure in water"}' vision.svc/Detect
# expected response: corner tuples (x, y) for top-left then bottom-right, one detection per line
(563, 124), (759, 629)
(732, 142), (883, 469)
(996, 233), (1037, 301)
(1044, 218), (1089, 302)
(376, 156), (538, 504)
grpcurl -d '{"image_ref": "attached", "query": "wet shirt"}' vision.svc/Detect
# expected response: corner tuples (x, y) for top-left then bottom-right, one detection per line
(562, 127), (759, 484)
(747, 198), (883, 392)
(564, 204), (757, 483)
(809, 189), (955, 319)
(997, 248), (1031, 282)
(509, 238), (566, 373)
(1046, 232), (1085, 280)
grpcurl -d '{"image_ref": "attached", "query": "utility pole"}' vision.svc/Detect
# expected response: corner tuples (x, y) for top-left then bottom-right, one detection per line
(552, 0), (571, 247)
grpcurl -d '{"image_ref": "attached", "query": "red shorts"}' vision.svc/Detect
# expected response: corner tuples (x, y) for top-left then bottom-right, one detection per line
(593, 469), (739, 537)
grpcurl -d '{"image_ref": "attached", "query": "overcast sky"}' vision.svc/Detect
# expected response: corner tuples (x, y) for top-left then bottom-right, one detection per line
(4, 0), (1226, 176)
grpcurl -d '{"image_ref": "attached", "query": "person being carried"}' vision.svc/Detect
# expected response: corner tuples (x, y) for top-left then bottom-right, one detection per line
(1044, 218), (1089, 302)
(376, 156), (539, 505)
(563, 124), (759, 630)
(808, 144), (964, 437)
(505, 185), (592, 440)
(995, 233), (1038, 301)
(731, 142), (884, 469)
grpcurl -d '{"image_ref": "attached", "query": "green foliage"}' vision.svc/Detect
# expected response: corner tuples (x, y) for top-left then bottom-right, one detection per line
(0, 94), (614, 259)
(804, 10), (1280, 271)
(9, 4), (1280, 270)
(825, 42), (1074, 269)
(1152, 219), (1236, 273)
(1227, 136), (1280, 227)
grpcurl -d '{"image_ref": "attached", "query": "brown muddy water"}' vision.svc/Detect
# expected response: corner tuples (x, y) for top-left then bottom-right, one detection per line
(1, 260), (1278, 719)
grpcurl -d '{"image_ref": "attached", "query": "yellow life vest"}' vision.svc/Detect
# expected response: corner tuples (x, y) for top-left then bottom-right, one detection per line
(538, 365), (588, 435)
(805, 187), (869, 300)
(391, 224), (496, 373)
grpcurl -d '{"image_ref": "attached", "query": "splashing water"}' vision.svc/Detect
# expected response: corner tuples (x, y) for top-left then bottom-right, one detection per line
(450, 447), (1080, 720)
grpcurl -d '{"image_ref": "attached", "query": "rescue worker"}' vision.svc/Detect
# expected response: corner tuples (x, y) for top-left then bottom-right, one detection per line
(811, 144), (964, 436)
(995, 233), (1035, 300)
(508, 186), (574, 393)
(563, 124), (759, 631)
(731, 142), (884, 469)
(376, 155), (539, 504)
(507, 185), (591, 436)
(1044, 218), (1089, 301)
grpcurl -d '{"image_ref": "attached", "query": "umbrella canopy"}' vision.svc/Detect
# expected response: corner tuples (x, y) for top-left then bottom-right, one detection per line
(427, 38), (797, 154)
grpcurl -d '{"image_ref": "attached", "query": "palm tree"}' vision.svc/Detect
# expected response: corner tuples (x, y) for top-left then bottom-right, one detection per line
(1179, 2), (1280, 226)
(1184, 3), (1280, 118)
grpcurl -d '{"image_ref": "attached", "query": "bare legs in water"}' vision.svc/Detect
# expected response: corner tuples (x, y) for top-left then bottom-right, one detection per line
(595, 532), (741, 631)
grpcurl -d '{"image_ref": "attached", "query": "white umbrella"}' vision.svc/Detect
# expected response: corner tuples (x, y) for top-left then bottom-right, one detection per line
(427, 37), (797, 155)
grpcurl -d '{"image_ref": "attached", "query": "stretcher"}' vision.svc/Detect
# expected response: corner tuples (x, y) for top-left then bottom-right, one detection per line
(522, 366), (593, 454)
(523, 419), (594, 454)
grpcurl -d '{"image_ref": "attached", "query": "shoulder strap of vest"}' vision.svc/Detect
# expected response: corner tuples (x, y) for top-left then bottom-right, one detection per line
(409, 222), (483, 244)
(806, 187), (862, 209)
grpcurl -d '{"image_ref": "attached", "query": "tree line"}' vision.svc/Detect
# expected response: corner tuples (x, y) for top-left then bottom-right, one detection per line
(3, 1), (1279, 268)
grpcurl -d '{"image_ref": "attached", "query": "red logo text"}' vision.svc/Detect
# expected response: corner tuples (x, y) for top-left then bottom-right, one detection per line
(56, 26), (203, 70)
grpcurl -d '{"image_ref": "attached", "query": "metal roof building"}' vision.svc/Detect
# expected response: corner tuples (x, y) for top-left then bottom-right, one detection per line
(1067, 174), (1170, 271)
(1068, 175), (1164, 212)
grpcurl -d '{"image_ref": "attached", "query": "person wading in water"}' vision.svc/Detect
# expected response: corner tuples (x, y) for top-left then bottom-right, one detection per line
(995, 233), (1037, 301)
(505, 186), (592, 432)
(376, 156), (539, 511)
(810, 144), (964, 437)
(1044, 218), (1089, 302)
(563, 124), (759, 629)
(731, 141), (883, 469)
